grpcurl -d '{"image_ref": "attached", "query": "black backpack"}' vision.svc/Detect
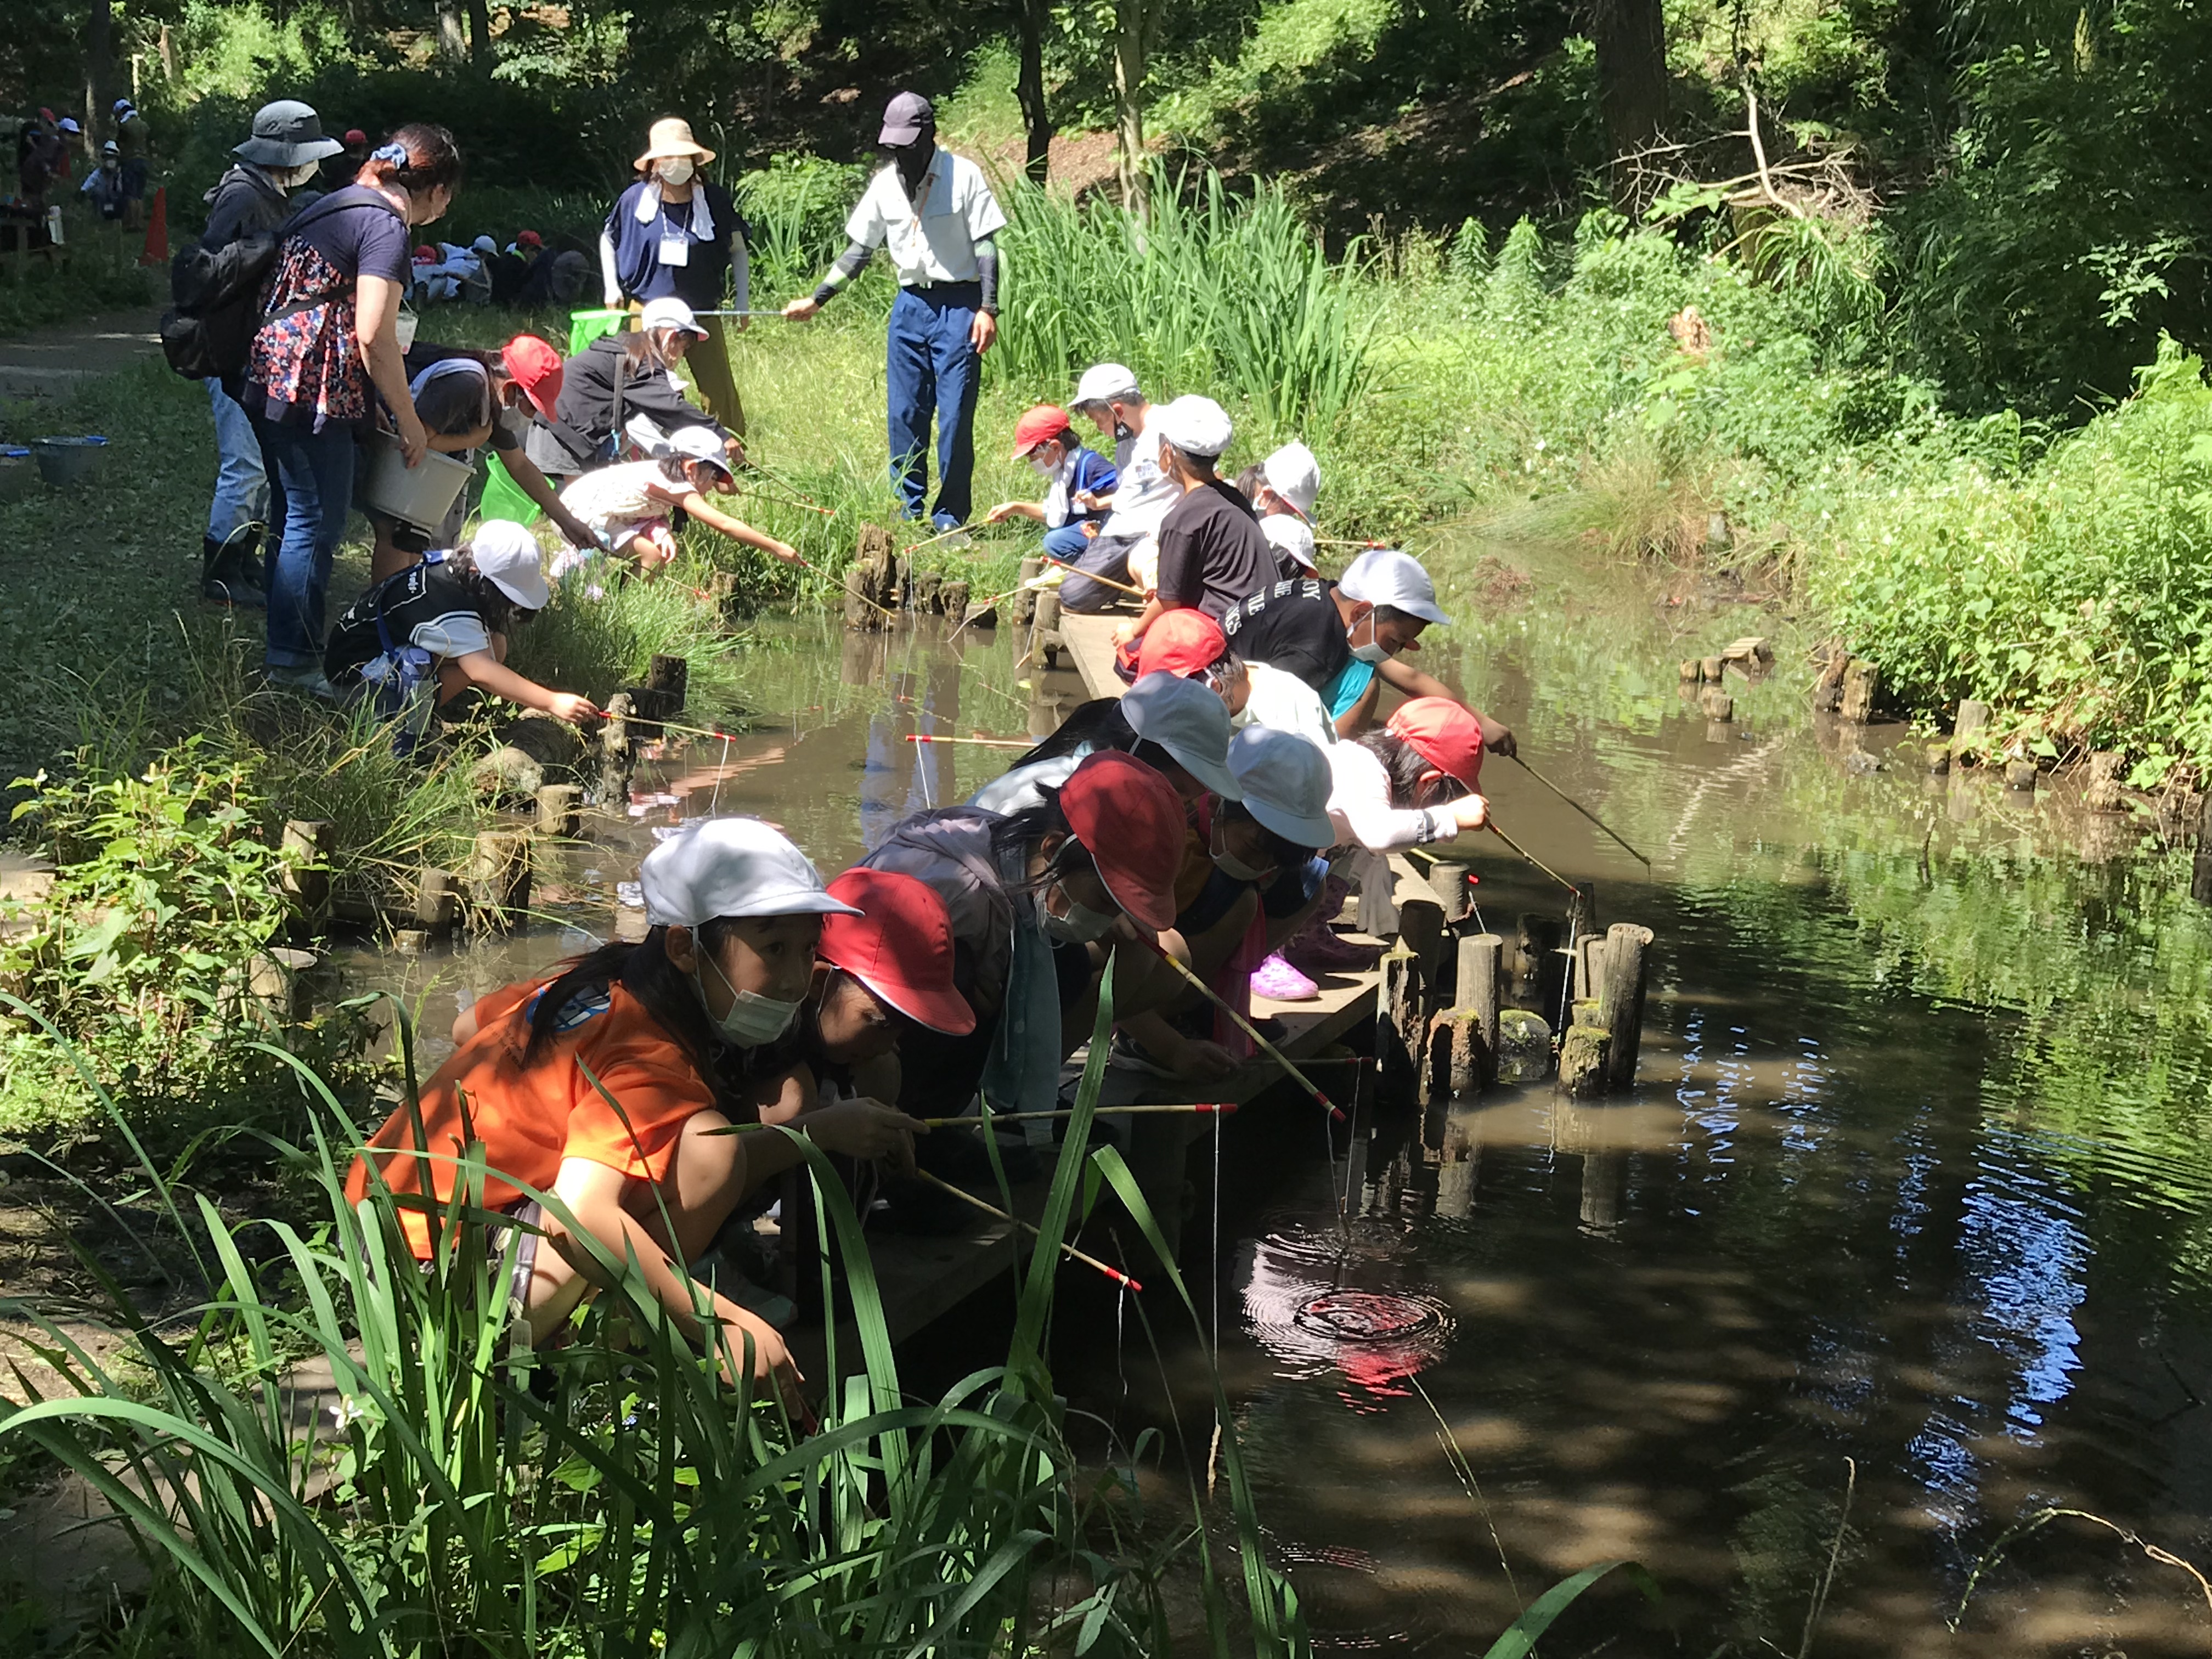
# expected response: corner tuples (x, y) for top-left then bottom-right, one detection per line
(159, 191), (404, 382)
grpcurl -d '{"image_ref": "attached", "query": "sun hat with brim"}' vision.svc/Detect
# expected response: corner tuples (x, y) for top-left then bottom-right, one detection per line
(639, 295), (709, 339)
(1339, 548), (1449, 627)
(666, 423), (731, 476)
(1262, 442), (1321, 520)
(878, 92), (935, 146)
(1123, 672), (1239, 800)
(1134, 608), (1229, 680)
(1386, 698), (1485, 792)
(635, 117), (714, 171)
(1012, 404), (1074, 459)
(1154, 396), (1234, 460)
(235, 100), (343, 168)
(820, 868), (976, 1035)
(468, 521), (552, 611)
(1227, 727), (1335, 849)
(1058, 751), (1184, 932)
(641, 817), (862, 929)
(57, 119), (81, 136)
(1073, 362), (1141, 409)
(500, 335), (564, 422)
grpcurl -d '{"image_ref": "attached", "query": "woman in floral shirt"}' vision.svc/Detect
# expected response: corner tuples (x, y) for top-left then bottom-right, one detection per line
(242, 123), (462, 690)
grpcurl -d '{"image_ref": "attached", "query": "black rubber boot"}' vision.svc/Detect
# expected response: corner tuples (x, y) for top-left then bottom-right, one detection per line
(202, 527), (267, 608)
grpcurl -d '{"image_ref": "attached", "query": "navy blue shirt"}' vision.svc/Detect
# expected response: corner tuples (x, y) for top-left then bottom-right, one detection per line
(603, 179), (746, 309)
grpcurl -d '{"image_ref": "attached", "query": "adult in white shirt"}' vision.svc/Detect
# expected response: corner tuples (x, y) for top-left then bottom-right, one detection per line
(1059, 361), (1180, 612)
(782, 92), (1005, 533)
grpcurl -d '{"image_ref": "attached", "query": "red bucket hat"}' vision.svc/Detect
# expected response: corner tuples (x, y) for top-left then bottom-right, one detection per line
(500, 334), (565, 422)
(1058, 751), (1184, 931)
(1133, 608), (1229, 680)
(1011, 404), (1073, 460)
(820, 869), (975, 1035)
(1385, 697), (1485, 792)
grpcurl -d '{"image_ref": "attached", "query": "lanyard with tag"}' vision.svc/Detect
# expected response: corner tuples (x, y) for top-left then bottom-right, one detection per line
(658, 209), (691, 267)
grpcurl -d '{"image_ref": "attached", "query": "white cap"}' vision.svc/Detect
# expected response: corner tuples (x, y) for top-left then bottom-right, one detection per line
(1227, 727), (1335, 848)
(639, 817), (862, 927)
(468, 521), (551, 610)
(639, 296), (708, 338)
(1339, 547), (1449, 627)
(665, 423), (731, 475)
(1073, 362), (1141, 408)
(1261, 442), (1321, 518)
(1262, 514), (1317, 573)
(1123, 672), (1239, 800)
(1154, 395), (1234, 460)
(471, 235), (497, 255)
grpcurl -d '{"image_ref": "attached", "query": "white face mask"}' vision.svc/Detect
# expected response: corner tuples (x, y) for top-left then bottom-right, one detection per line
(1348, 610), (1393, 665)
(695, 949), (800, 1046)
(1027, 450), (1058, 478)
(658, 158), (696, 187)
(1210, 828), (1272, 885)
(1039, 883), (1116, 944)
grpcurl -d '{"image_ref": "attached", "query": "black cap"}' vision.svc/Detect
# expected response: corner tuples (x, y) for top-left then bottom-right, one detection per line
(878, 92), (934, 146)
(235, 100), (345, 168)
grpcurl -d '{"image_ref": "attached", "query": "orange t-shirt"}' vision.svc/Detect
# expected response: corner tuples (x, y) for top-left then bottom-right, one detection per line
(345, 977), (718, 1261)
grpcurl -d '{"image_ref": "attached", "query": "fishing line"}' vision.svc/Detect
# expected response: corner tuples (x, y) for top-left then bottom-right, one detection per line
(709, 732), (730, 816)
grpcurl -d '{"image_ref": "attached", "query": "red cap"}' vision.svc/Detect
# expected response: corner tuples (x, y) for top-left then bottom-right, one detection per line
(500, 334), (564, 421)
(1011, 404), (1072, 459)
(38, 108), (54, 123)
(413, 245), (437, 263)
(1058, 751), (1184, 931)
(820, 869), (975, 1035)
(1385, 697), (1485, 791)
(517, 229), (543, 247)
(1134, 608), (1229, 680)
(344, 128), (368, 146)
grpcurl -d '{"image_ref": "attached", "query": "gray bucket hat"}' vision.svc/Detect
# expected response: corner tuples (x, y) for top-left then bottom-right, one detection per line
(235, 100), (344, 168)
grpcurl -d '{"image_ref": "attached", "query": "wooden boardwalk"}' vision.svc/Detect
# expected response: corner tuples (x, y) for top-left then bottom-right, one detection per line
(796, 607), (1402, 1368)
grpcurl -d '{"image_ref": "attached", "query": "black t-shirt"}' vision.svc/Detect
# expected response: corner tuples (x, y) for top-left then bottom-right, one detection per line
(324, 556), (499, 682)
(1155, 479), (1274, 618)
(1217, 577), (1348, 692)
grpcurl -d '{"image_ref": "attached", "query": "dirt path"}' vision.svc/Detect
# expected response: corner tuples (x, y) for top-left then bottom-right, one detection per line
(0, 308), (163, 404)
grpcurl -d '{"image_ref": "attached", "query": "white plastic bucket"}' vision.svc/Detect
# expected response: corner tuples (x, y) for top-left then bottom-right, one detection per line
(360, 431), (471, 531)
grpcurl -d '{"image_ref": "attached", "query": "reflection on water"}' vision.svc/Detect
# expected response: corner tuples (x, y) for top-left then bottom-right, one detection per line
(343, 568), (2212, 1655)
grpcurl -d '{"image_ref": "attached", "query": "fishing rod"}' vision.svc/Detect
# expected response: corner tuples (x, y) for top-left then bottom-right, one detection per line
(1486, 819), (1581, 896)
(902, 734), (1031, 748)
(1040, 552), (1147, 600)
(920, 1103), (1237, 1127)
(1135, 939), (1345, 1122)
(739, 484), (837, 518)
(1312, 537), (1386, 550)
(910, 1169), (1142, 1291)
(902, 523), (982, 557)
(1508, 753), (1652, 868)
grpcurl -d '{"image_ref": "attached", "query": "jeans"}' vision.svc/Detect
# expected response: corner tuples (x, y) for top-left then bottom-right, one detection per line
(205, 378), (269, 541)
(256, 417), (357, 669)
(1040, 523), (1092, 562)
(1058, 532), (1141, 613)
(885, 283), (980, 527)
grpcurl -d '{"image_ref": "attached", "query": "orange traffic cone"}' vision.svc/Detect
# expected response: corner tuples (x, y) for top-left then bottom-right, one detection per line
(139, 185), (169, 267)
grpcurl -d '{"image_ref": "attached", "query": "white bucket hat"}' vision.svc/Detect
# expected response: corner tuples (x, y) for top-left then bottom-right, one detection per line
(468, 521), (551, 611)
(638, 295), (708, 338)
(1227, 727), (1335, 848)
(1261, 442), (1321, 520)
(665, 423), (731, 476)
(640, 817), (862, 927)
(1123, 672), (1239, 799)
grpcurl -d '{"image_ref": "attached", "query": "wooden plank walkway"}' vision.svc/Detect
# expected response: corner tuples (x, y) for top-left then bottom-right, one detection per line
(795, 608), (1402, 1368)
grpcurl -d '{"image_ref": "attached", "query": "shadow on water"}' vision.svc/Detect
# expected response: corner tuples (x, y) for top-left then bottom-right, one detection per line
(348, 546), (2212, 1656)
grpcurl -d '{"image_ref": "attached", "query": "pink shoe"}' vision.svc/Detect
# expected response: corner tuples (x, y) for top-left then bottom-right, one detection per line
(1251, 952), (1319, 1002)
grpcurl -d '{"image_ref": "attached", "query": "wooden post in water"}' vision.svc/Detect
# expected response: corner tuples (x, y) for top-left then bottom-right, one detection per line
(1379, 942), (1423, 1093)
(1599, 922), (1654, 1091)
(2192, 792), (2212, 905)
(1009, 557), (1042, 627)
(645, 654), (688, 718)
(1455, 932), (1502, 1091)
(1427, 859), (1470, 923)
(467, 831), (533, 926)
(598, 692), (634, 811)
(536, 785), (582, 837)
(1839, 659), (1879, 723)
(2085, 751), (2124, 813)
(414, 868), (458, 935)
(1700, 656), (1724, 684)
(279, 820), (334, 919)
(1953, 699), (1990, 763)
(1557, 1020), (1610, 1096)
(1700, 689), (1734, 722)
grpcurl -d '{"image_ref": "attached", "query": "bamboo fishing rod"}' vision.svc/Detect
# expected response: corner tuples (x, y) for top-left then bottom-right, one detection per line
(911, 1169), (1143, 1291)
(739, 484), (837, 518)
(903, 734), (1031, 748)
(1134, 939), (1346, 1122)
(1506, 754), (1652, 868)
(1039, 552), (1147, 600)
(1486, 819), (1581, 896)
(920, 1103), (1237, 1127)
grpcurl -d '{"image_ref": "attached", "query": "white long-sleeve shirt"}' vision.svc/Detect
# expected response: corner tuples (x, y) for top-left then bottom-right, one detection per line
(1325, 739), (1462, 852)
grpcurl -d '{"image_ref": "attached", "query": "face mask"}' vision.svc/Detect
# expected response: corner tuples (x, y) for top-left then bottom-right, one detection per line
(658, 158), (696, 187)
(1210, 826), (1274, 885)
(695, 949), (801, 1046)
(1348, 611), (1393, 665)
(1039, 884), (1116, 944)
(1027, 452), (1057, 478)
(1113, 420), (1135, 443)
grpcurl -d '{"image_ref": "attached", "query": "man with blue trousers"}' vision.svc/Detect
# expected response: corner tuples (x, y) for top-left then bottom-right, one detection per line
(783, 92), (1005, 532)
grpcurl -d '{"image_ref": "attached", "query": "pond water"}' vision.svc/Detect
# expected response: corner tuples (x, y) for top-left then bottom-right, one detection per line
(346, 546), (2212, 1657)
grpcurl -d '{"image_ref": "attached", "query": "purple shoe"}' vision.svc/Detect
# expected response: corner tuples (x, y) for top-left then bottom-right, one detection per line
(1251, 952), (1319, 1003)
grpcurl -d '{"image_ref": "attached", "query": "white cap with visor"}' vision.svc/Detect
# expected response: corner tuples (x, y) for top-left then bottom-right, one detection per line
(640, 817), (863, 927)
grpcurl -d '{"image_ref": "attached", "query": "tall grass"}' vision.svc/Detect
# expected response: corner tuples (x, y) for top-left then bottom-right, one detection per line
(996, 162), (1381, 439)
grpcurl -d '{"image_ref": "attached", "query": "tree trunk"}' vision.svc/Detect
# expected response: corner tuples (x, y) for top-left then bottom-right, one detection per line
(1589, 0), (1668, 210)
(1014, 0), (1052, 185)
(1113, 0), (1151, 210)
(85, 0), (115, 152)
(466, 0), (493, 70)
(434, 0), (467, 64)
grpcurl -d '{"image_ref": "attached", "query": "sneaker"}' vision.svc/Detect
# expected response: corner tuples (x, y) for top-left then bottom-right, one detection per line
(1251, 952), (1319, 1002)
(1284, 927), (1384, 973)
(266, 665), (338, 701)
